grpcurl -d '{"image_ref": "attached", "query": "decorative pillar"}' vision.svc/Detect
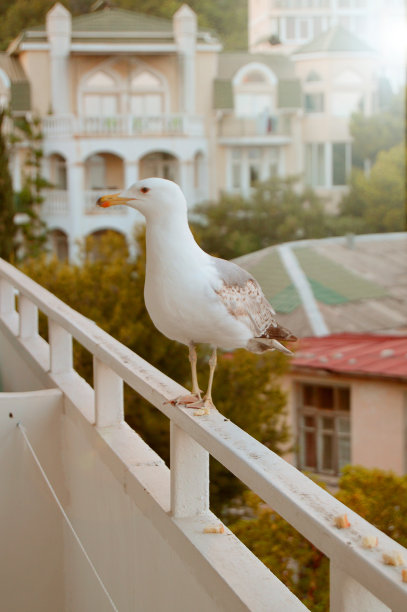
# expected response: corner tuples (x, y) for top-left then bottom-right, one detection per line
(124, 160), (139, 188)
(46, 3), (71, 115)
(66, 161), (84, 262)
(173, 5), (197, 115)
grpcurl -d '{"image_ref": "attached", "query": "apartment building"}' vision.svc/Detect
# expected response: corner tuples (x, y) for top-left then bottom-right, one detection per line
(0, 2), (389, 259)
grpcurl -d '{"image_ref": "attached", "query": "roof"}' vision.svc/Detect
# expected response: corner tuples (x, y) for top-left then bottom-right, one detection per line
(293, 25), (374, 56)
(11, 7), (218, 48)
(0, 54), (31, 112)
(292, 334), (407, 381)
(234, 233), (407, 338)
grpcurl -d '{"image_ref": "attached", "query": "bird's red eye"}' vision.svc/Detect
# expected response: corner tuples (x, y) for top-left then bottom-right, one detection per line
(141, 187), (150, 194)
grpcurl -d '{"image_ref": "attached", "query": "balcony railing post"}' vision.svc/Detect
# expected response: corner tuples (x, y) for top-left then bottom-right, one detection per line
(48, 319), (73, 374)
(93, 357), (124, 427)
(19, 294), (38, 339)
(170, 422), (209, 518)
(0, 278), (14, 316)
(330, 562), (390, 612)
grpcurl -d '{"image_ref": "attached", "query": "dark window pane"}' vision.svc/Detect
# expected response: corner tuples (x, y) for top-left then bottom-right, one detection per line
(316, 385), (334, 409)
(304, 415), (315, 427)
(337, 387), (350, 411)
(322, 434), (334, 471)
(305, 431), (317, 468)
(322, 417), (334, 431)
(303, 384), (314, 405)
(338, 437), (351, 469)
(333, 142), (347, 185)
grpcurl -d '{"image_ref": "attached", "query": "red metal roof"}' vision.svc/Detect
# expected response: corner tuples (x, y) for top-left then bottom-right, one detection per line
(292, 334), (407, 380)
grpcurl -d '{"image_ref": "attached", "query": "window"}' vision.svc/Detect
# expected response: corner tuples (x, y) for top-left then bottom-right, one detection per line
(233, 65), (276, 118)
(305, 143), (326, 187)
(332, 142), (348, 185)
(82, 70), (119, 117)
(130, 70), (164, 115)
(298, 383), (351, 475)
(229, 147), (280, 195)
(304, 93), (324, 113)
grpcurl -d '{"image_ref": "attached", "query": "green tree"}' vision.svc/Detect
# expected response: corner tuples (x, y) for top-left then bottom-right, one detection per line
(0, 110), (16, 260)
(231, 466), (407, 611)
(338, 143), (405, 234)
(191, 176), (333, 259)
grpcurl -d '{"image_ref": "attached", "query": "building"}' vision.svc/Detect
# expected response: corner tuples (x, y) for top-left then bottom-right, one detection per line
(285, 333), (407, 479)
(1, 257), (407, 611)
(0, 3), (391, 259)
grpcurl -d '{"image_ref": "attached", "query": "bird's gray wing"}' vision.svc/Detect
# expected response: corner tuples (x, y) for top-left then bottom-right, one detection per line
(212, 257), (294, 341)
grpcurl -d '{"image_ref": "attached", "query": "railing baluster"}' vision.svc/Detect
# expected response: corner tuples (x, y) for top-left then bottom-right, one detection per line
(170, 422), (209, 518)
(0, 278), (15, 316)
(330, 562), (390, 612)
(93, 357), (124, 427)
(19, 294), (38, 339)
(48, 319), (73, 374)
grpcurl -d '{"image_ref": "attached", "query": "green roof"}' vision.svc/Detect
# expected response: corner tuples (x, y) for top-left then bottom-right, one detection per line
(71, 8), (173, 33)
(0, 54), (31, 111)
(294, 25), (373, 55)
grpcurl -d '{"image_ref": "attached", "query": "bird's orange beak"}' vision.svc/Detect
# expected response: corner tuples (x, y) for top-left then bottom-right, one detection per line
(96, 193), (129, 208)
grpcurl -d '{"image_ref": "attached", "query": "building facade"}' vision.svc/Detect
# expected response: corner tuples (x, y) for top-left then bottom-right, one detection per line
(0, 3), (390, 259)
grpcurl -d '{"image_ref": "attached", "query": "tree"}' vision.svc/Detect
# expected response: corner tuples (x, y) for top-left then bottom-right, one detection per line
(0, 111), (16, 260)
(230, 466), (407, 611)
(338, 143), (405, 234)
(190, 176), (333, 259)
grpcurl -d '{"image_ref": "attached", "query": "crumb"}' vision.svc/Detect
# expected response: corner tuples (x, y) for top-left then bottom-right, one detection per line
(203, 524), (225, 534)
(382, 552), (405, 566)
(335, 514), (350, 528)
(402, 569), (407, 583)
(362, 535), (378, 549)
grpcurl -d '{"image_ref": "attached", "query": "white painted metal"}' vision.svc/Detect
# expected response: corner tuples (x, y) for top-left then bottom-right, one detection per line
(278, 243), (329, 336)
(170, 422), (209, 517)
(48, 319), (73, 374)
(93, 356), (124, 427)
(0, 277), (14, 315)
(18, 294), (38, 339)
(1, 257), (407, 611)
(330, 563), (390, 612)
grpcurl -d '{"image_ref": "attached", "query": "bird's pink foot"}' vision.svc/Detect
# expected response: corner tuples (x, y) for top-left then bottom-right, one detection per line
(168, 393), (201, 407)
(191, 397), (216, 416)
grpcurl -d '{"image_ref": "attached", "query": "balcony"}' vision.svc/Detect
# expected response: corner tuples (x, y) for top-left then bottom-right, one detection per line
(41, 189), (69, 215)
(41, 189), (129, 216)
(217, 113), (292, 143)
(42, 114), (205, 138)
(1, 259), (407, 611)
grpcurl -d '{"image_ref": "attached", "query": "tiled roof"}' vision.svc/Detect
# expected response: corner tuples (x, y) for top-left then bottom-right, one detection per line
(0, 54), (30, 111)
(294, 25), (373, 55)
(292, 334), (407, 380)
(233, 233), (407, 337)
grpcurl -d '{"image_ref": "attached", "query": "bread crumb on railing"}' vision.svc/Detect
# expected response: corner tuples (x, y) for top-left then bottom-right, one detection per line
(402, 569), (407, 583)
(335, 514), (350, 528)
(203, 524), (225, 534)
(382, 552), (405, 566)
(362, 535), (378, 549)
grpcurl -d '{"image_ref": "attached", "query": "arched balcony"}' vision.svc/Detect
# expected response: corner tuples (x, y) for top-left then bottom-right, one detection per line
(84, 152), (126, 214)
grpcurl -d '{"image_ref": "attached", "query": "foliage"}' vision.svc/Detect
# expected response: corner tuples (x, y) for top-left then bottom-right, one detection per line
(0, 0), (247, 51)
(190, 176), (334, 259)
(20, 230), (292, 508)
(349, 92), (405, 169)
(230, 466), (407, 611)
(0, 110), (16, 260)
(11, 115), (49, 260)
(338, 143), (405, 234)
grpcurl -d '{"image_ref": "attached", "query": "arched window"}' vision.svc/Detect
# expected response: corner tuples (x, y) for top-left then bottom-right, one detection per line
(129, 70), (165, 115)
(139, 152), (178, 182)
(82, 70), (120, 116)
(233, 64), (276, 118)
(0, 69), (10, 110)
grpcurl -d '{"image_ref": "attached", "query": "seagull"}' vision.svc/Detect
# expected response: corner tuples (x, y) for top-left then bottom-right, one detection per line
(97, 178), (297, 413)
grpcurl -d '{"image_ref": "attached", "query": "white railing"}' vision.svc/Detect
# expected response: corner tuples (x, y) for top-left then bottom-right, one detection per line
(42, 114), (205, 137)
(42, 189), (69, 215)
(0, 259), (407, 611)
(84, 190), (128, 215)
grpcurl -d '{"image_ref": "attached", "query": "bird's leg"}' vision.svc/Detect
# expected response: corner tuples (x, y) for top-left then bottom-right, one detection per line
(197, 348), (217, 414)
(170, 344), (202, 406)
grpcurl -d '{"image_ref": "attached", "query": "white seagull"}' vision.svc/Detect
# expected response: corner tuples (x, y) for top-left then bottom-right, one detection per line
(98, 178), (296, 413)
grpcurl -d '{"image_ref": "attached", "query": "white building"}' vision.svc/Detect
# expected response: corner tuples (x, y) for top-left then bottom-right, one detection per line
(0, 2), (393, 259)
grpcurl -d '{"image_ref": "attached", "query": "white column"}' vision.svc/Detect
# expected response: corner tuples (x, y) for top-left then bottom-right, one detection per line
(173, 5), (197, 115)
(124, 160), (139, 188)
(46, 4), (72, 114)
(67, 161), (84, 262)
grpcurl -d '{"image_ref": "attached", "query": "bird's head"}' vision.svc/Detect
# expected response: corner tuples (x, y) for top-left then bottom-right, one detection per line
(96, 177), (187, 220)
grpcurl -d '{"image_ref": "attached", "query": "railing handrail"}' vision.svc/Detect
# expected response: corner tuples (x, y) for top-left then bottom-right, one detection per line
(1, 257), (406, 610)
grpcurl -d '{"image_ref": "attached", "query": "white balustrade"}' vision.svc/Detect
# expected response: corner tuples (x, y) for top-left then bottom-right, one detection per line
(18, 294), (38, 340)
(1, 256), (407, 612)
(42, 189), (69, 215)
(42, 114), (204, 137)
